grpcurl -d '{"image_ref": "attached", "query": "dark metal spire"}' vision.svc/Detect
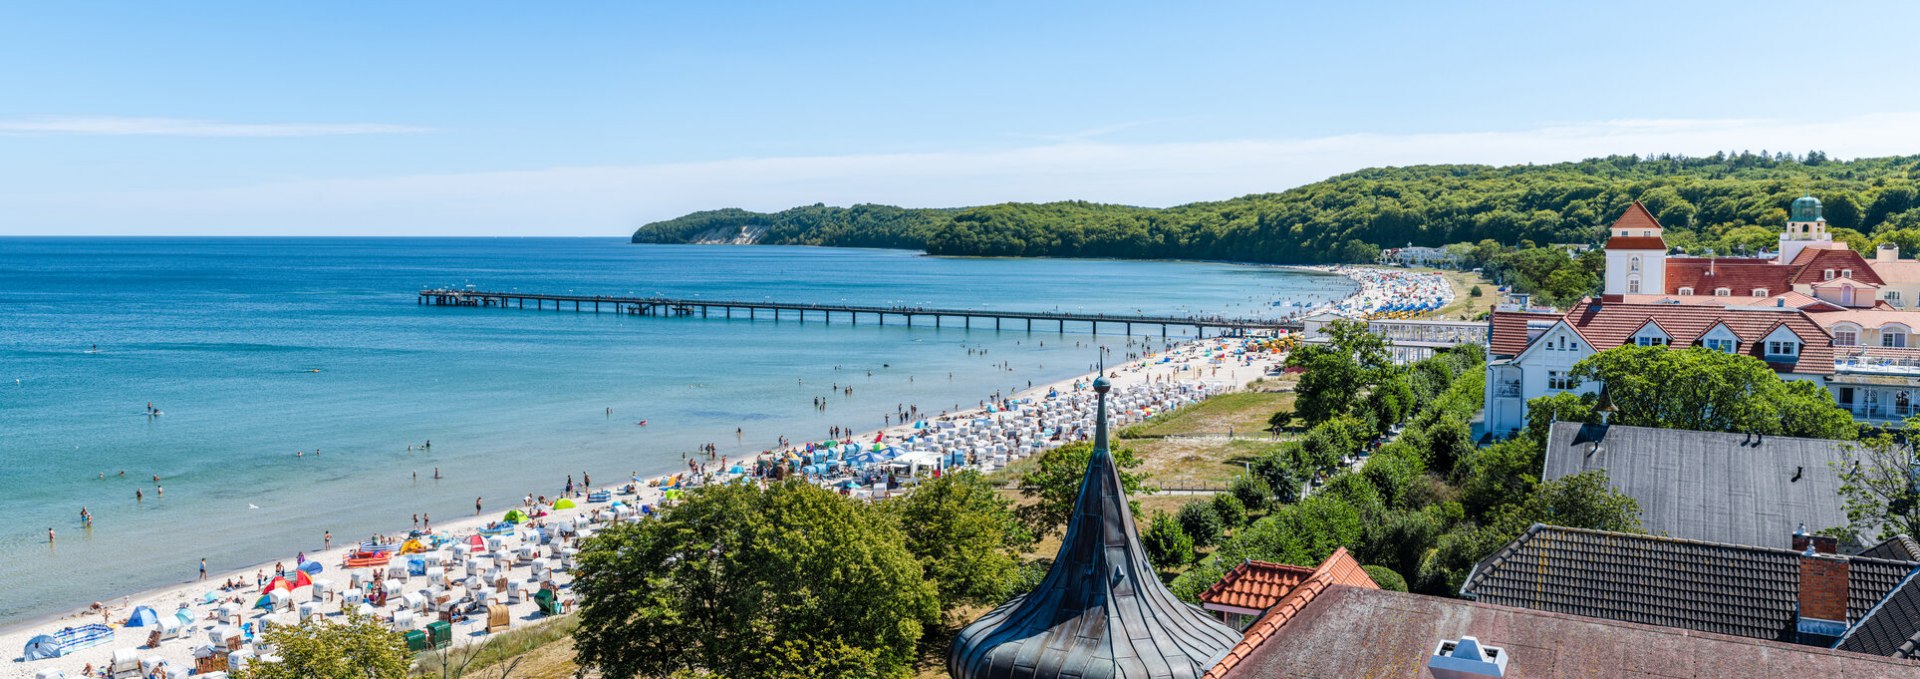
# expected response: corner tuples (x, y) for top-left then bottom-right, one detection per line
(949, 376), (1239, 679)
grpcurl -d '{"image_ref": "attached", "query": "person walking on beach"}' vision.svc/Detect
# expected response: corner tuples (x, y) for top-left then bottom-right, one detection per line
(412, 514), (419, 529)
(324, 531), (331, 549)
(423, 513), (431, 531)
(199, 559), (207, 580)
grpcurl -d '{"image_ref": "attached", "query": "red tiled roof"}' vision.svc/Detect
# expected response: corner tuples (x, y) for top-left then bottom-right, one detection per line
(1203, 547), (1376, 679)
(1490, 310), (1559, 357)
(1788, 248), (1884, 286)
(1614, 201), (1664, 233)
(1605, 236), (1668, 250)
(1664, 258), (1794, 296)
(1562, 299), (1836, 374)
(1199, 561), (1315, 612)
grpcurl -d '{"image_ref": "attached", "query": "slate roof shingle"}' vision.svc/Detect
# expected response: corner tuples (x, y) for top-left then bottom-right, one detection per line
(1861, 536), (1920, 562)
(1839, 569), (1920, 659)
(1460, 524), (1920, 644)
(1541, 422), (1856, 549)
(1215, 585), (1920, 678)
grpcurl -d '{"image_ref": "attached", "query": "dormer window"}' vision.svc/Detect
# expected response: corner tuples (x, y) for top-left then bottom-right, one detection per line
(1825, 269), (1836, 281)
(1642, 230), (1652, 237)
(1637, 335), (1668, 347)
(1677, 287), (1694, 295)
(1834, 329), (1859, 346)
(1885, 328), (1909, 348)
(1751, 288), (1768, 297)
(1714, 288), (1731, 296)
(1703, 338), (1736, 353)
(1768, 340), (1800, 356)
(1842, 269), (1853, 279)
(1618, 230), (1628, 237)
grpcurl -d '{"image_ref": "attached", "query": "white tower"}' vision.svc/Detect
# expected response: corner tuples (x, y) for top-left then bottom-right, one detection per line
(1778, 195), (1830, 265)
(1603, 202), (1668, 296)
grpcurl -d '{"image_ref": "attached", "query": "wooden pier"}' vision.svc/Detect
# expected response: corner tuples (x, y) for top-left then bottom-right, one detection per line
(418, 289), (1302, 338)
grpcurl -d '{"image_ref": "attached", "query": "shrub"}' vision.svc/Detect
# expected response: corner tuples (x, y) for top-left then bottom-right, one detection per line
(1177, 500), (1225, 548)
(1142, 511), (1195, 569)
(1362, 565), (1409, 592)
(1230, 473), (1275, 513)
(1211, 493), (1247, 529)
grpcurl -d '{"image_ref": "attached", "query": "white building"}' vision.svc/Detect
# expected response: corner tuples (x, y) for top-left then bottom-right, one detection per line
(1484, 198), (1920, 435)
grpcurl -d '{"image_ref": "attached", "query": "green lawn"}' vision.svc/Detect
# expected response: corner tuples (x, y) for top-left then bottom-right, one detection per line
(1120, 391), (1295, 438)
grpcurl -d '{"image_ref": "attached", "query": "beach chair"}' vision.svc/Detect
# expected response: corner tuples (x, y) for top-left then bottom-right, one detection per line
(487, 605), (512, 634)
(108, 647), (140, 678)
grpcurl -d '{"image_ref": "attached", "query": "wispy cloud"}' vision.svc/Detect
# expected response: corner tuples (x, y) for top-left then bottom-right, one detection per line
(0, 116), (430, 137)
(8, 112), (1920, 235)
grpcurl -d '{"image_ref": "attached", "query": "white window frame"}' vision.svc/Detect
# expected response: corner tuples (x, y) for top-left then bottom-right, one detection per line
(1825, 269), (1836, 281)
(1751, 288), (1768, 296)
(1677, 287), (1694, 295)
(1767, 340), (1800, 356)
(1888, 290), (1904, 308)
(1714, 287), (1731, 296)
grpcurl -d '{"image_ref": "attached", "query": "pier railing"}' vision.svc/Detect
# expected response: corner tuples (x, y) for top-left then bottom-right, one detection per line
(419, 289), (1304, 336)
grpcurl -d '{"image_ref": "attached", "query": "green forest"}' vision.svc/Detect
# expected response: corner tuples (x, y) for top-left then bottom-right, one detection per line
(632, 152), (1920, 264)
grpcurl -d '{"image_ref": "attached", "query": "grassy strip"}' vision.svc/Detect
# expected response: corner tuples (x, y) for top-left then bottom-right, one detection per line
(414, 614), (580, 678)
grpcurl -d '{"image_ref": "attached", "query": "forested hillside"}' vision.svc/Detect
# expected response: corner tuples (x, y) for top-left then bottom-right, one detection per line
(632, 153), (1920, 264)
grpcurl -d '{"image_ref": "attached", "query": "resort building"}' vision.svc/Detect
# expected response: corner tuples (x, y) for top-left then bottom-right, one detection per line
(948, 375), (1241, 678)
(1484, 198), (1920, 434)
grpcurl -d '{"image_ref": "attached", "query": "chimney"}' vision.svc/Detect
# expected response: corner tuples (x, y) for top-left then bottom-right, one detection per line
(1795, 550), (1851, 646)
(1790, 524), (1839, 554)
(1879, 242), (1900, 263)
(1428, 636), (1508, 679)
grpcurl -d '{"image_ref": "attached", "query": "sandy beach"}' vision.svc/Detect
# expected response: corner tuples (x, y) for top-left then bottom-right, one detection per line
(1, 329), (1294, 678)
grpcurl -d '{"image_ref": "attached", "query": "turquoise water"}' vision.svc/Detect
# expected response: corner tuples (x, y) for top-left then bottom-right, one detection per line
(0, 238), (1353, 624)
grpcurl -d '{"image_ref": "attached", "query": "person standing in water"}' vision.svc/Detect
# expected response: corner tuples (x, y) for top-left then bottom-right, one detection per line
(474, 497), (483, 515)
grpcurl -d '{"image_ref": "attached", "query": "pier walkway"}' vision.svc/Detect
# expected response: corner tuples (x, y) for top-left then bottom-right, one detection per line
(419, 289), (1303, 338)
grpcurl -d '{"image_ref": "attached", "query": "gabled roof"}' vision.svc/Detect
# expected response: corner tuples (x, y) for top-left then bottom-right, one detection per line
(1813, 276), (1882, 290)
(1461, 525), (1920, 643)
(1542, 423), (1857, 549)
(1215, 585), (1920, 678)
(1604, 203), (1668, 250)
(1861, 536), (1920, 563)
(1840, 569), (1920, 659)
(1560, 298), (1836, 374)
(1789, 247), (1885, 286)
(1203, 548), (1374, 679)
(1199, 561), (1316, 612)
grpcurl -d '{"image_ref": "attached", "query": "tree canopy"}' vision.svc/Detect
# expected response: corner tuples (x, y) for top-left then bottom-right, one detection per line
(571, 480), (938, 679)
(1567, 345), (1857, 439)
(1016, 441), (1149, 538)
(236, 613), (408, 679)
(635, 153), (1920, 264)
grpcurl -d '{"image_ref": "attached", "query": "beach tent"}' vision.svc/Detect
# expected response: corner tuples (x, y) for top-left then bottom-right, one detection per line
(399, 538), (428, 554)
(298, 560), (323, 575)
(124, 606), (161, 628)
(552, 498), (577, 510)
(252, 595), (274, 611)
(292, 570), (314, 589)
(466, 535), (485, 548)
(23, 624), (113, 660)
(503, 509), (529, 524)
(261, 577), (294, 594)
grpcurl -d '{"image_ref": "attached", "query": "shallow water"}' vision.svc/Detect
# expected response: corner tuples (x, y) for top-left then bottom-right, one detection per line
(0, 238), (1353, 624)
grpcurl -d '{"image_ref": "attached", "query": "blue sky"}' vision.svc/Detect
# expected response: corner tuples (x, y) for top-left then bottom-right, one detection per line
(5, 1), (1920, 235)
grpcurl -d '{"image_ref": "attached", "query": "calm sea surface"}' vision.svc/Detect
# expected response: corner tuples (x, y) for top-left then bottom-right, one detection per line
(0, 238), (1353, 624)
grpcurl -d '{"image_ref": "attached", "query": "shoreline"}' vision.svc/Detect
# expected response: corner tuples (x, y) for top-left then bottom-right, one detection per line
(1, 333), (1293, 676)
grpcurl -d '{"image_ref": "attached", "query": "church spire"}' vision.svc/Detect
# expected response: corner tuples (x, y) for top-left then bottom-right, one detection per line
(949, 371), (1239, 679)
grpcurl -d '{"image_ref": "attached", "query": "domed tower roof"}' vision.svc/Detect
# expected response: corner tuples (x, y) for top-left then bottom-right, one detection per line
(1792, 194), (1825, 223)
(948, 380), (1239, 679)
